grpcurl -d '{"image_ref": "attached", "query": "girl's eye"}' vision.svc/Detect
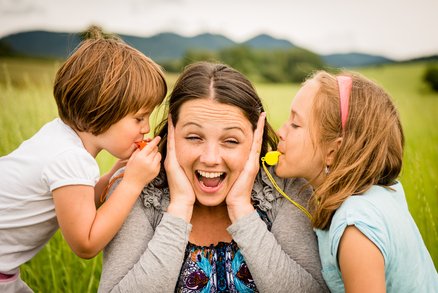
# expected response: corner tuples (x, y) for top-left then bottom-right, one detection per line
(291, 123), (299, 129)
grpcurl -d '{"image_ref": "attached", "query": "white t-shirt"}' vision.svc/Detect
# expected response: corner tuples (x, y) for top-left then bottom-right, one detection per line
(0, 118), (100, 273)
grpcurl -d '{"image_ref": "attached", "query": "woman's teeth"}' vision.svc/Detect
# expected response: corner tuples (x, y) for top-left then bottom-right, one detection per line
(197, 170), (224, 178)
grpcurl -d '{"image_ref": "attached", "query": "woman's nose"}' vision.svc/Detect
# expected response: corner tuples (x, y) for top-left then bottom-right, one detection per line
(199, 143), (221, 165)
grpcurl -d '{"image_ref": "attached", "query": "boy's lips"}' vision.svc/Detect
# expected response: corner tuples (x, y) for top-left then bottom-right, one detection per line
(135, 140), (148, 150)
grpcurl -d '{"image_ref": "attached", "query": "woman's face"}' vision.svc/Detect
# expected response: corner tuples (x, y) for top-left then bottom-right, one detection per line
(276, 79), (324, 186)
(174, 98), (254, 206)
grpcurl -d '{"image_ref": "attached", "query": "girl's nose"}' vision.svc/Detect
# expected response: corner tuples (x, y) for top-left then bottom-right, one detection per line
(277, 125), (285, 140)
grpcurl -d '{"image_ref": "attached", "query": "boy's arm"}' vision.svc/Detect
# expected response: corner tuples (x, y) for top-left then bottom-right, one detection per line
(53, 181), (140, 258)
(94, 159), (127, 208)
(53, 137), (161, 259)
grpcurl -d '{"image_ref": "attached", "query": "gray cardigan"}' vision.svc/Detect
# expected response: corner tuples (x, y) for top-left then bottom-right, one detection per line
(98, 168), (328, 293)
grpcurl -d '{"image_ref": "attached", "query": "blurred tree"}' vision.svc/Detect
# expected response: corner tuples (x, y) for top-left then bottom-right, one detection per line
(182, 49), (219, 68)
(168, 45), (327, 83)
(0, 40), (19, 57)
(423, 65), (438, 92)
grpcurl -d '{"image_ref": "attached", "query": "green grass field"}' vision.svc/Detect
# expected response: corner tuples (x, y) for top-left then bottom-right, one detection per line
(1, 58), (437, 292)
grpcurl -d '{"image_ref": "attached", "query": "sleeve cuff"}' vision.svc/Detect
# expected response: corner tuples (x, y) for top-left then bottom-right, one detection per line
(227, 210), (261, 236)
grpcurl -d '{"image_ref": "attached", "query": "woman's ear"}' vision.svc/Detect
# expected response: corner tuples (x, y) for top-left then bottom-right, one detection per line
(325, 137), (343, 167)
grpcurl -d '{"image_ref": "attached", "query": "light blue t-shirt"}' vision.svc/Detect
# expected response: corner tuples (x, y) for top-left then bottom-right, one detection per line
(315, 182), (438, 293)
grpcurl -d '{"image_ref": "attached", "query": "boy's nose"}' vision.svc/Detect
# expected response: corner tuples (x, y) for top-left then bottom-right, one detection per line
(140, 121), (150, 134)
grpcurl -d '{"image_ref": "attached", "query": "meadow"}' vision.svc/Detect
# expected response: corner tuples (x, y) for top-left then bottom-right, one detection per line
(0, 57), (437, 292)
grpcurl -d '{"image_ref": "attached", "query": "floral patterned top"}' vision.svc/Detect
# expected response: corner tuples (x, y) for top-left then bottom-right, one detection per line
(175, 210), (271, 293)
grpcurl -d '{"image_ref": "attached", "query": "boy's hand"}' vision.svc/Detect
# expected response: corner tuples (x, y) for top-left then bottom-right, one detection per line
(123, 136), (161, 191)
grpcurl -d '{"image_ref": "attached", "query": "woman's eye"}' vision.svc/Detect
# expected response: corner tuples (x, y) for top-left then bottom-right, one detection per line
(186, 136), (201, 141)
(225, 139), (239, 145)
(291, 123), (299, 129)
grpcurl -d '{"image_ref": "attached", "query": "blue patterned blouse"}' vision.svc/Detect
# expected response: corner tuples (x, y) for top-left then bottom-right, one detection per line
(175, 210), (271, 293)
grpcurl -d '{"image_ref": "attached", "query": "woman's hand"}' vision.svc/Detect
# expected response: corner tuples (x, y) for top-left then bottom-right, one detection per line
(164, 116), (195, 222)
(226, 112), (266, 223)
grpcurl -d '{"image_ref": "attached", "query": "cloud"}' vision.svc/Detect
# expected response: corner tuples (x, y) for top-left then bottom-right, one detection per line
(0, 0), (44, 15)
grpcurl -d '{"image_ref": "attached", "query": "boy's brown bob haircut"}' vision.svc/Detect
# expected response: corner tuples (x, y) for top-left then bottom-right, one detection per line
(53, 27), (167, 135)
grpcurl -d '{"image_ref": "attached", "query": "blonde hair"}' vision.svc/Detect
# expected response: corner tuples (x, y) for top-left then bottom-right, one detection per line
(53, 26), (167, 135)
(308, 70), (404, 229)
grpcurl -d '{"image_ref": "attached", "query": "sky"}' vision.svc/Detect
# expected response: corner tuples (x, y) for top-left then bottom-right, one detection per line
(1, 0), (437, 60)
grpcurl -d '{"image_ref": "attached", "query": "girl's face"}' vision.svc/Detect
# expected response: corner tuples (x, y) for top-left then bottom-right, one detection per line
(174, 99), (253, 206)
(276, 79), (325, 186)
(98, 108), (151, 159)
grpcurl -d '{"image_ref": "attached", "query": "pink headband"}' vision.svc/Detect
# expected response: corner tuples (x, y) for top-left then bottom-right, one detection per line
(336, 76), (352, 130)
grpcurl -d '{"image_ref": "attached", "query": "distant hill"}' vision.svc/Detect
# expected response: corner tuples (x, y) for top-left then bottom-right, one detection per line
(243, 34), (294, 49)
(0, 31), (82, 59)
(322, 52), (394, 68)
(122, 32), (236, 60)
(1, 30), (399, 68)
(402, 54), (438, 63)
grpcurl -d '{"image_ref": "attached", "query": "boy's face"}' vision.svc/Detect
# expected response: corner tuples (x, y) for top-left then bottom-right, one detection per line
(97, 108), (151, 159)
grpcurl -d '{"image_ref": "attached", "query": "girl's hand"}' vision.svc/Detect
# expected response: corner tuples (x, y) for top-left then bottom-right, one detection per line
(226, 113), (266, 223)
(123, 136), (162, 192)
(164, 116), (195, 222)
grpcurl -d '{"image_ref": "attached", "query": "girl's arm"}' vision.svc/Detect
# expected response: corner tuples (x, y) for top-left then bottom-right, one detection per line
(338, 225), (386, 293)
(53, 137), (161, 259)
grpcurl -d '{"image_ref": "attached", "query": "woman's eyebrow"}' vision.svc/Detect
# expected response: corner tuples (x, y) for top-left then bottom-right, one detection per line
(181, 121), (203, 128)
(223, 126), (245, 134)
(182, 122), (245, 134)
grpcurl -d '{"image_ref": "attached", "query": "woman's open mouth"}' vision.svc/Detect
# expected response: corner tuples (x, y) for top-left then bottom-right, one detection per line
(196, 170), (226, 191)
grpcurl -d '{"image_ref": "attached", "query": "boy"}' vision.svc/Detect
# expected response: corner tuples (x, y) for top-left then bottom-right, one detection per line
(0, 27), (167, 292)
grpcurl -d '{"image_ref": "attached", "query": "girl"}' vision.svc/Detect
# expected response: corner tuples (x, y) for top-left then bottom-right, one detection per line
(275, 70), (438, 292)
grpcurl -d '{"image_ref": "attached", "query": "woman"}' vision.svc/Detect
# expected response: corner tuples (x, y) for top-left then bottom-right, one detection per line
(98, 62), (328, 292)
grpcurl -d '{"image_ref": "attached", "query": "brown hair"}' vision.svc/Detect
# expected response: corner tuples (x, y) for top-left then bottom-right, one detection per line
(155, 61), (278, 161)
(308, 70), (404, 229)
(53, 26), (167, 135)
